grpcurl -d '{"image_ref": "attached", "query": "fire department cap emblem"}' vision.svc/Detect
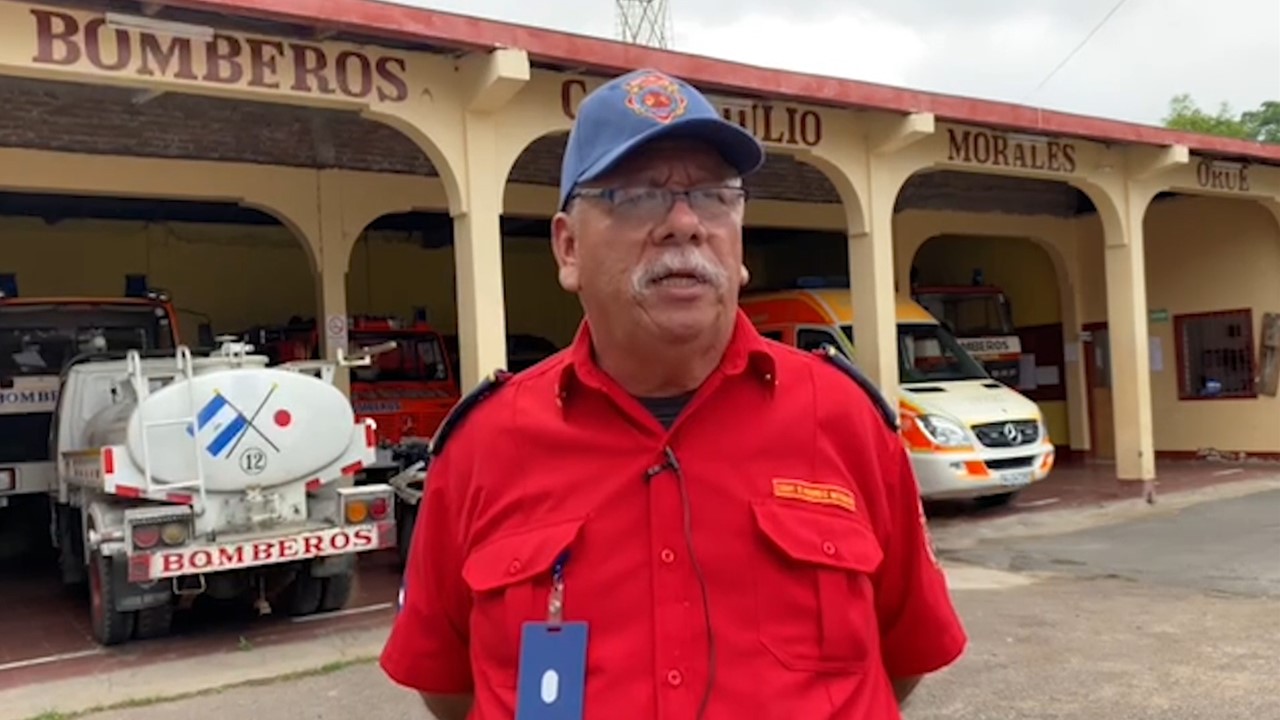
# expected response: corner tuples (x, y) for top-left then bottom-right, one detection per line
(624, 72), (689, 125)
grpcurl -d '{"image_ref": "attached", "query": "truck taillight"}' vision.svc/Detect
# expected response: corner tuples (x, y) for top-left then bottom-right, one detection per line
(133, 525), (160, 549)
(340, 488), (392, 525)
(129, 520), (189, 550)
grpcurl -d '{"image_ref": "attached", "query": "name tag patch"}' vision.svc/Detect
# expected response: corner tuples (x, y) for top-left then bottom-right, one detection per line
(772, 478), (857, 513)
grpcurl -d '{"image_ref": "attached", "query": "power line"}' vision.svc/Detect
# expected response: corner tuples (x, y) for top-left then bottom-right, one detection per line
(1024, 0), (1134, 101)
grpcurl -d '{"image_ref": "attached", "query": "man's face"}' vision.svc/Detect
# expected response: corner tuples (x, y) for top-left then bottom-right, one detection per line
(550, 138), (748, 344)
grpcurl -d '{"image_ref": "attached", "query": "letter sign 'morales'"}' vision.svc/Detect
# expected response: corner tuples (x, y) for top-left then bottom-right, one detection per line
(946, 127), (1077, 174)
(29, 8), (411, 103)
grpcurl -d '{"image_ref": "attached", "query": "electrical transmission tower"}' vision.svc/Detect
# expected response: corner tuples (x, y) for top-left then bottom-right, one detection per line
(616, 0), (674, 49)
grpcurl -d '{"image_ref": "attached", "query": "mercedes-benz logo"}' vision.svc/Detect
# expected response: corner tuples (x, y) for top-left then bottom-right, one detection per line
(1003, 422), (1020, 443)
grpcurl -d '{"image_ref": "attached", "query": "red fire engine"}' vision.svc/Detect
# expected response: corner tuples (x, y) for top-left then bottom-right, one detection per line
(238, 313), (460, 466)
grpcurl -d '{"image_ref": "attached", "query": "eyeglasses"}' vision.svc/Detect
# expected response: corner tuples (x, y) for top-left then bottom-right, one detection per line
(569, 186), (748, 225)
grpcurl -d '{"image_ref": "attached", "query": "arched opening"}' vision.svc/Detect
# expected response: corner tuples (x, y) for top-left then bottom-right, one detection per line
(0, 72), (435, 658)
(502, 131), (585, 363)
(887, 168), (1092, 510)
(339, 210), (459, 476)
(1113, 192), (1280, 462)
(910, 233), (1069, 446)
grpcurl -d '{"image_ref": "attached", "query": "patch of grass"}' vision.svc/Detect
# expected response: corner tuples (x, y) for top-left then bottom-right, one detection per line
(21, 656), (377, 720)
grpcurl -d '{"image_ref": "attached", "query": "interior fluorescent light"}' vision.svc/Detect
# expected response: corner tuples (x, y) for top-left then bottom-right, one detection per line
(103, 11), (216, 40)
(1209, 159), (1245, 171)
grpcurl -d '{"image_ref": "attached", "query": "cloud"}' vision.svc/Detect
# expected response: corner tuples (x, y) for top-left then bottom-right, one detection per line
(378, 0), (1280, 125)
(676, 8), (934, 88)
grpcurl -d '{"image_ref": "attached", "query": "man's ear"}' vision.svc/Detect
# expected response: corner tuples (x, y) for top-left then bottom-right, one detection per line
(550, 210), (581, 293)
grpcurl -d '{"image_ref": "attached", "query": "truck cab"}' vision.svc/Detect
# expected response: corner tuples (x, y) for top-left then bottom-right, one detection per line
(0, 274), (178, 506)
(912, 284), (1022, 386)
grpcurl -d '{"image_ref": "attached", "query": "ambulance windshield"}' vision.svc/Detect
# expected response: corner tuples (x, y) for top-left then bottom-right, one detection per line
(898, 322), (990, 383)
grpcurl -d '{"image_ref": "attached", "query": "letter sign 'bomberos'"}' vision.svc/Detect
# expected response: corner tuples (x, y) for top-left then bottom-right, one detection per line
(29, 8), (410, 103)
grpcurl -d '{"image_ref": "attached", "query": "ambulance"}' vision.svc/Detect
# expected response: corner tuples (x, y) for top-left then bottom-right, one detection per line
(740, 283), (1055, 506)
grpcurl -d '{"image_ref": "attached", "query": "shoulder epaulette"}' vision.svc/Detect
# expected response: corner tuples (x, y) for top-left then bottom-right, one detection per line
(428, 369), (513, 457)
(812, 345), (898, 432)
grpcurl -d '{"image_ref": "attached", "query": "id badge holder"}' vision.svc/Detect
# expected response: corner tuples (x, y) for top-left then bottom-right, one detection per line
(515, 552), (588, 720)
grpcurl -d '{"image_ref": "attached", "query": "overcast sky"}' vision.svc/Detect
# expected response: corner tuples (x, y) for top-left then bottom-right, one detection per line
(379, 0), (1279, 127)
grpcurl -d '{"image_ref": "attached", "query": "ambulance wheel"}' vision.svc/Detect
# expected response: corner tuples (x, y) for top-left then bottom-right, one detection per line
(975, 491), (1020, 509)
(134, 601), (175, 641)
(88, 550), (135, 647)
(318, 569), (355, 613)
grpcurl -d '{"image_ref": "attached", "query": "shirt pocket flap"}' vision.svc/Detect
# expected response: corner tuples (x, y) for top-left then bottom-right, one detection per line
(751, 501), (883, 574)
(462, 516), (586, 593)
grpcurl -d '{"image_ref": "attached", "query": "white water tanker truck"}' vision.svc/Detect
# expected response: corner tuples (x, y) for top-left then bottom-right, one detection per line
(52, 339), (396, 646)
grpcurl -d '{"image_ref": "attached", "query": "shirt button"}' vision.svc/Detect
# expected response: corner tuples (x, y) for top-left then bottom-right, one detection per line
(507, 559), (523, 574)
(666, 669), (683, 687)
(821, 541), (837, 556)
(660, 548), (676, 564)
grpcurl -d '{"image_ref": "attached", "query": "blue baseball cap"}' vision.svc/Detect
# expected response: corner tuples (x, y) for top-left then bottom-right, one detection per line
(558, 68), (766, 210)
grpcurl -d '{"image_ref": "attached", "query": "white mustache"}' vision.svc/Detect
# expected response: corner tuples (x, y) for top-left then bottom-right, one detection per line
(631, 246), (729, 295)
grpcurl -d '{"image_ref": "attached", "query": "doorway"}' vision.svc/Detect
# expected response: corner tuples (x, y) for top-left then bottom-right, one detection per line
(1081, 323), (1114, 459)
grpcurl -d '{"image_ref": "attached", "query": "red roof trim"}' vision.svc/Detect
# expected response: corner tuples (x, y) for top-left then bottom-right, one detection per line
(155, 0), (1280, 164)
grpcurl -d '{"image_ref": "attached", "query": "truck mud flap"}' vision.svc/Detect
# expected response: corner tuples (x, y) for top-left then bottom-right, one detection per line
(110, 557), (172, 611)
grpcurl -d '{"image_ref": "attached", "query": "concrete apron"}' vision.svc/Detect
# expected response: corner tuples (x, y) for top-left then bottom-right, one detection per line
(930, 474), (1280, 553)
(4, 475), (1278, 719)
(0, 625), (388, 720)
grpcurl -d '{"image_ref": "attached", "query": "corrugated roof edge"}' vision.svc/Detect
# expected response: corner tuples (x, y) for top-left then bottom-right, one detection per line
(150, 0), (1280, 165)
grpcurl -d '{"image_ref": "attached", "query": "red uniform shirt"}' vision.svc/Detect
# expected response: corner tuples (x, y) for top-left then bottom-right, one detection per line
(381, 310), (967, 719)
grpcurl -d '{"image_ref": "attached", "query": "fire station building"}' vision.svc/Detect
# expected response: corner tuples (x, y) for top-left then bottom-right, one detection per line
(2, 0), (1280, 486)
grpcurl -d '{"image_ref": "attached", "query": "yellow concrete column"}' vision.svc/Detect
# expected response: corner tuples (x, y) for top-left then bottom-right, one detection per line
(313, 170), (352, 396)
(1098, 145), (1189, 486)
(1102, 197), (1156, 482)
(849, 175), (903, 404)
(451, 49), (530, 392)
(850, 113), (937, 407)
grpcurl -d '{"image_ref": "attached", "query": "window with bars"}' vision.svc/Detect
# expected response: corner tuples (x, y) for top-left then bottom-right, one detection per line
(1175, 309), (1256, 400)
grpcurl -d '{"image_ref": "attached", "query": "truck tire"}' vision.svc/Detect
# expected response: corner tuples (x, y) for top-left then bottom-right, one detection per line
(396, 503), (418, 568)
(57, 506), (86, 589)
(284, 568), (324, 616)
(89, 550), (135, 647)
(318, 569), (355, 613)
(134, 602), (175, 641)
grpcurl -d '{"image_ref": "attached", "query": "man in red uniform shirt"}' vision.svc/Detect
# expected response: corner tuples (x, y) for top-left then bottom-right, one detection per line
(381, 68), (967, 720)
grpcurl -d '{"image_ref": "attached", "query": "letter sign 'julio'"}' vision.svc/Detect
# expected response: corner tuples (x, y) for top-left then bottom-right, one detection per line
(30, 8), (411, 103)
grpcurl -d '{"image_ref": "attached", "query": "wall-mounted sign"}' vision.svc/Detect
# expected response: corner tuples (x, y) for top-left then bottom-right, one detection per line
(29, 8), (410, 102)
(1149, 308), (1169, 323)
(1195, 159), (1250, 192)
(945, 128), (1078, 174)
(560, 79), (823, 148)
